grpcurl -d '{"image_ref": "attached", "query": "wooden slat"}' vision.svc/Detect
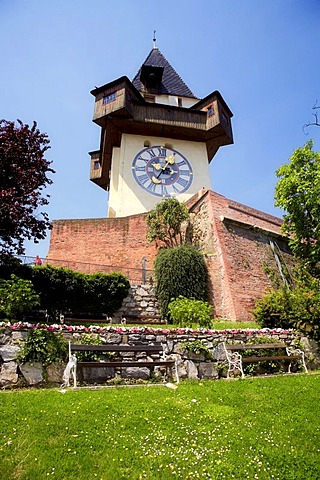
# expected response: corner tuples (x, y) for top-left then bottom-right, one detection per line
(242, 355), (301, 363)
(77, 360), (174, 368)
(71, 344), (162, 353)
(226, 343), (286, 351)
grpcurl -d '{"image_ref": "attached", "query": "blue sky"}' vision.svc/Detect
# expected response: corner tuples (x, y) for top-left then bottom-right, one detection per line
(1, 0), (320, 258)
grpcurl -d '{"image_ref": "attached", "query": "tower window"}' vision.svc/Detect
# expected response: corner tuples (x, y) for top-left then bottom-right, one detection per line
(178, 98), (182, 107)
(103, 92), (116, 105)
(144, 94), (155, 103)
(207, 105), (214, 117)
(93, 161), (100, 170)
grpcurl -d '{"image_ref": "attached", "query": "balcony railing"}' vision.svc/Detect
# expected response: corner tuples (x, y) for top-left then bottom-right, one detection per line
(15, 256), (155, 285)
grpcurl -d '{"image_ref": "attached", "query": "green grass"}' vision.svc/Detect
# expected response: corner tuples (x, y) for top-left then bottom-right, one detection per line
(210, 320), (259, 330)
(95, 321), (260, 330)
(1, 374), (319, 479)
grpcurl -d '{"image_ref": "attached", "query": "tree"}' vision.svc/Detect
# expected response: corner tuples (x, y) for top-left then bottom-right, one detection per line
(0, 119), (54, 259)
(303, 100), (320, 133)
(0, 274), (39, 320)
(154, 244), (209, 319)
(146, 198), (189, 247)
(274, 140), (320, 271)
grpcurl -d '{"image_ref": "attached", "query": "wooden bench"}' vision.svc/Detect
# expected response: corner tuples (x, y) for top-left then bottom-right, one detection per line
(218, 342), (308, 379)
(122, 314), (163, 325)
(68, 343), (179, 387)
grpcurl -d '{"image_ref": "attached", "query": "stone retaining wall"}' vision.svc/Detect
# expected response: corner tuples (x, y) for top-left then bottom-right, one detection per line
(0, 324), (319, 387)
(115, 284), (161, 323)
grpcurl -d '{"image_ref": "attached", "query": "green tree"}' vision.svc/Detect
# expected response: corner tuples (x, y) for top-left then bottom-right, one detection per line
(0, 274), (39, 320)
(154, 244), (209, 320)
(275, 140), (320, 271)
(146, 198), (189, 247)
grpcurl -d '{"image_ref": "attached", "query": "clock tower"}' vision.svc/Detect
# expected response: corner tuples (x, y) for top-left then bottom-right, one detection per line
(89, 45), (233, 217)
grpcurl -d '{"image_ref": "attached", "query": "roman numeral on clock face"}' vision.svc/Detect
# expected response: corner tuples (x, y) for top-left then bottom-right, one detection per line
(157, 147), (166, 157)
(137, 155), (148, 163)
(177, 177), (188, 188)
(161, 185), (168, 196)
(147, 181), (157, 192)
(148, 149), (156, 158)
(137, 174), (149, 185)
(176, 160), (186, 167)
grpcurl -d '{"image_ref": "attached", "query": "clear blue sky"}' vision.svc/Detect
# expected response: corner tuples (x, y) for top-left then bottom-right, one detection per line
(1, 0), (320, 259)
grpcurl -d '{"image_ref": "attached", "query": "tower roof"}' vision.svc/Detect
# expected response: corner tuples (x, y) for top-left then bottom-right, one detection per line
(132, 48), (197, 99)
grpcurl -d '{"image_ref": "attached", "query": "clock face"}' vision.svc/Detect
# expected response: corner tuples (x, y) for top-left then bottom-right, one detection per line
(132, 146), (193, 197)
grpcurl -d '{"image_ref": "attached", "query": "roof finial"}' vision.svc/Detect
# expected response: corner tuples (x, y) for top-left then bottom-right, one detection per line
(153, 30), (157, 49)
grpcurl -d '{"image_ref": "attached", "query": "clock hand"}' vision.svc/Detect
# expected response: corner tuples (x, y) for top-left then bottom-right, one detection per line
(152, 162), (162, 170)
(155, 155), (176, 179)
(152, 176), (162, 184)
(165, 154), (175, 165)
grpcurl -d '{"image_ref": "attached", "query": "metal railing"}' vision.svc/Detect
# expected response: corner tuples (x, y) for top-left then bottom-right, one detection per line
(15, 255), (155, 285)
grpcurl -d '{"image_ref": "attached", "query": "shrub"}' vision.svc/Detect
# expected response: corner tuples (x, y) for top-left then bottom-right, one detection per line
(253, 272), (320, 341)
(31, 265), (86, 316)
(85, 272), (130, 314)
(74, 334), (104, 362)
(30, 266), (130, 320)
(182, 339), (214, 360)
(253, 287), (295, 330)
(0, 274), (39, 320)
(155, 244), (209, 320)
(168, 296), (213, 328)
(17, 328), (67, 366)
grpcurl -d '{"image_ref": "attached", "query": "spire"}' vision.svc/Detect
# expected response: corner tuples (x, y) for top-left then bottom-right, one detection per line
(132, 47), (197, 98)
(153, 30), (157, 49)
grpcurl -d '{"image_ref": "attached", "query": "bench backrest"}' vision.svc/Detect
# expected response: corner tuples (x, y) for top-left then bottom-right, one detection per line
(70, 343), (163, 353)
(225, 343), (287, 351)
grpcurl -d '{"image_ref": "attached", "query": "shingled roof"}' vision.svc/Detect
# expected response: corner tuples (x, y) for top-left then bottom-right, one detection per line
(132, 48), (197, 99)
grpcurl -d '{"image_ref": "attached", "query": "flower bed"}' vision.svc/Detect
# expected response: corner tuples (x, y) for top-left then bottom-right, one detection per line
(1, 321), (292, 336)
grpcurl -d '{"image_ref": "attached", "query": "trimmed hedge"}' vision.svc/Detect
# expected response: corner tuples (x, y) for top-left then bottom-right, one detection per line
(31, 266), (130, 319)
(0, 264), (130, 321)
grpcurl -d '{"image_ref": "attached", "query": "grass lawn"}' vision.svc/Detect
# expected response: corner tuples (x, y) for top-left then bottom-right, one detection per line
(0, 375), (319, 479)
(81, 321), (260, 330)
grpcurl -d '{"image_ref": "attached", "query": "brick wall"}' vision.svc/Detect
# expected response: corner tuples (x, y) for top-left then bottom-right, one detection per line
(47, 214), (157, 278)
(47, 189), (291, 321)
(189, 190), (292, 320)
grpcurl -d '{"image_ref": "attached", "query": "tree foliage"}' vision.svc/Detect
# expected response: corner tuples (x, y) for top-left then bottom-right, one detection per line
(154, 244), (209, 320)
(31, 265), (130, 320)
(168, 296), (212, 328)
(17, 328), (67, 366)
(146, 198), (189, 247)
(0, 274), (39, 320)
(253, 269), (320, 341)
(0, 119), (54, 259)
(274, 140), (320, 271)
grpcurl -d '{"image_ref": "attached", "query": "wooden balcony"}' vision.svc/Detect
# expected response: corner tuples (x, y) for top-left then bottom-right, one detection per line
(90, 77), (233, 190)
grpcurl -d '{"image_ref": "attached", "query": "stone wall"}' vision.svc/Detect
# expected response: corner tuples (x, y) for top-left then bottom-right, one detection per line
(1, 324), (318, 387)
(116, 284), (161, 323)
